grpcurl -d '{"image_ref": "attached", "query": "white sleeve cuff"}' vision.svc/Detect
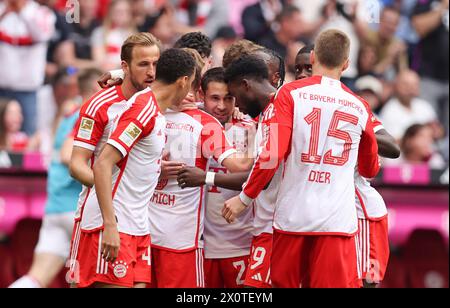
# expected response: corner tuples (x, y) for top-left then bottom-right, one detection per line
(239, 192), (253, 207)
(373, 124), (384, 134)
(73, 141), (96, 152)
(107, 140), (127, 158)
(110, 69), (125, 80)
(218, 149), (237, 166)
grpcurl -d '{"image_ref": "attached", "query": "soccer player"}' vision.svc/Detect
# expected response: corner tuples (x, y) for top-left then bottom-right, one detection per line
(178, 57), (280, 288)
(68, 32), (162, 287)
(223, 29), (381, 288)
(294, 45), (314, 81)
(8, 69), (102, 288)
(148, 69), (254, 288)
(294, 45), (401, 287)
(75, 48), (196, 289)
(178, 67), (255, 288)
(99, 31), (212, 89)
(222, 40), (285, 89)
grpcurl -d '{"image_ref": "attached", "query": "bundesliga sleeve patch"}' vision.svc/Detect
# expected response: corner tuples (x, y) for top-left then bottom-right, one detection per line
(77, 117), (95, 140)
(119, 122), (142, 147)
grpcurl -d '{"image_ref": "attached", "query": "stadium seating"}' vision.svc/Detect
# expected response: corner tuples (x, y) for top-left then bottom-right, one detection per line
(0, 243), (15, 288)
(402, 229), (449, 288)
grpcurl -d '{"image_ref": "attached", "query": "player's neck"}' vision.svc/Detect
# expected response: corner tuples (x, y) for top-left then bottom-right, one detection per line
(313, 66), (342, 81)
(120, 77), (138, 100)
(151, 81), (176, 113)
(256, 81), (277, 110)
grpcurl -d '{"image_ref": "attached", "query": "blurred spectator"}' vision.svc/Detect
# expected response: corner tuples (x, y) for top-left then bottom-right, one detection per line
(0, 97), (28, 152)
(355, 75), (384, 113)
(36, 0), (74, 79)
(412, 0), (449, 131)
(357, 44), (379, 77)
(211, 26), (238, 68)
(380, 69), (438, 140)
(145, 7), (177, 48)
(387, 123), (446, 168)
(242, 0), (283, 43)
(228, 0), (258, 36)
(258, 5), (305, 59)
(31, 67), (79, 159)
(91, 0), (136, 70)
(0, 0), (56, 135)
(67, 0), (100, 67)
(363, 6), (408, 79)
(173, 0), (230, 38)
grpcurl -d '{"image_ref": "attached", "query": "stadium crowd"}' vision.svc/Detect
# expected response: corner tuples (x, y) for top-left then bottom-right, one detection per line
(0, 0), (448, 289)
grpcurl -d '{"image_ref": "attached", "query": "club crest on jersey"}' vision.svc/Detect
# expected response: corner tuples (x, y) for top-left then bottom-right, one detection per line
(78, 117), (94, 140)
(112, 261), (129, 278)
(156, 179), (168, 190)
(120, 122), (142, 147)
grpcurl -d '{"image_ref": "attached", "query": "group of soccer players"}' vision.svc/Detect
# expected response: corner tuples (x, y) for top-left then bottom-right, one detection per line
(16, 28), (400, 288)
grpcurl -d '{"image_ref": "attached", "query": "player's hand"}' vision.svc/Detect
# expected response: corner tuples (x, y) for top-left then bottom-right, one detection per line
(222, 196), (247, 224)
(232, 107), (245, 121)
(179, 93), (198, 111)
(177, 166), (206, 189)
(97, 72), (123, 89)
(161, 160), (185, 180)
(101, 224), (120, 263)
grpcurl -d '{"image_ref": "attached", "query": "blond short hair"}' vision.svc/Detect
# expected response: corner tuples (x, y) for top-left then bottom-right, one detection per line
(121, 32), (162, 64)
(314, 29), (350, 69)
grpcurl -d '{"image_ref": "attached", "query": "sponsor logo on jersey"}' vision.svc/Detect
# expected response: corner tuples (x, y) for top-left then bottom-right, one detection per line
(112, 261), (129, 278)
(77, 117), (95, 140)
(119, 122), (142, 147)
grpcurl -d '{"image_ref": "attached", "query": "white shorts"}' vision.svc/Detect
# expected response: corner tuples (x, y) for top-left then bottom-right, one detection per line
(34, 212), (75, 259)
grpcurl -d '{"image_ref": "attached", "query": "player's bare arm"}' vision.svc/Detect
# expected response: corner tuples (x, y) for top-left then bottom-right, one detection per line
(60, 137), (75, 167)
(70, 147), (95, 187)
(93, 144), (123, 263)
(178, 167), (250, 191)
(376, 129), (401, 159)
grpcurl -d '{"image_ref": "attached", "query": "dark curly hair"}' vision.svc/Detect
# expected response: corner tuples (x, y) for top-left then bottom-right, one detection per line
(224, 55), (269, 84)
(156, 48), (196, 84)
(174, 32), (212, 58)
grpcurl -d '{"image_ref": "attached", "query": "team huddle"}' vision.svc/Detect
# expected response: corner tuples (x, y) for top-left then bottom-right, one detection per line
(46, 29), (396, 288)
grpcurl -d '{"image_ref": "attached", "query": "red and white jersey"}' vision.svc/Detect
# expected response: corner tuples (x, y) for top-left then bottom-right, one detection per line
(81, 88), (166, 236)
(149, 109), (236, 252)
(73, 86), (128, 220)
(355, 116), (388, 220)
(252, 100), (282, 237)
(204, 118), (255, 259)
(241, 76), (380, 236)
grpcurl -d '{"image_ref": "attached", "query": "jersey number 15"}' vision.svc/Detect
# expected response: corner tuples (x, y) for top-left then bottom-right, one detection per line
(301, 108), (358, 166)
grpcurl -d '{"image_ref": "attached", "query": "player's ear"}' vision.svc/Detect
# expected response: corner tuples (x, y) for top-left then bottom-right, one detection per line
(121, 60), (130, 76)
(310, 51), (316, 66)
(177, 75), (189, 89)
(199, 88), (206, 101)
(342, 58), (350, 73)
(242, 79), (250, 92)
(272, 72), (281, 88)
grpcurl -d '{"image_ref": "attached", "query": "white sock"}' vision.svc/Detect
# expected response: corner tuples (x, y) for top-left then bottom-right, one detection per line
(9, 276), (41, 288)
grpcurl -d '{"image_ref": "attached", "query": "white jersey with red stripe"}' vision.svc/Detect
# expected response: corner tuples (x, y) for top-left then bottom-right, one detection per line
(252, 100), (282, 237)
(81, 88), (166, 236)
(241, 76), (380, 235)
(355, 116), (388, 220)
(149, 109), (236, 252)
(73, 86), (128, 221)
(204, 118), (255, 259)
